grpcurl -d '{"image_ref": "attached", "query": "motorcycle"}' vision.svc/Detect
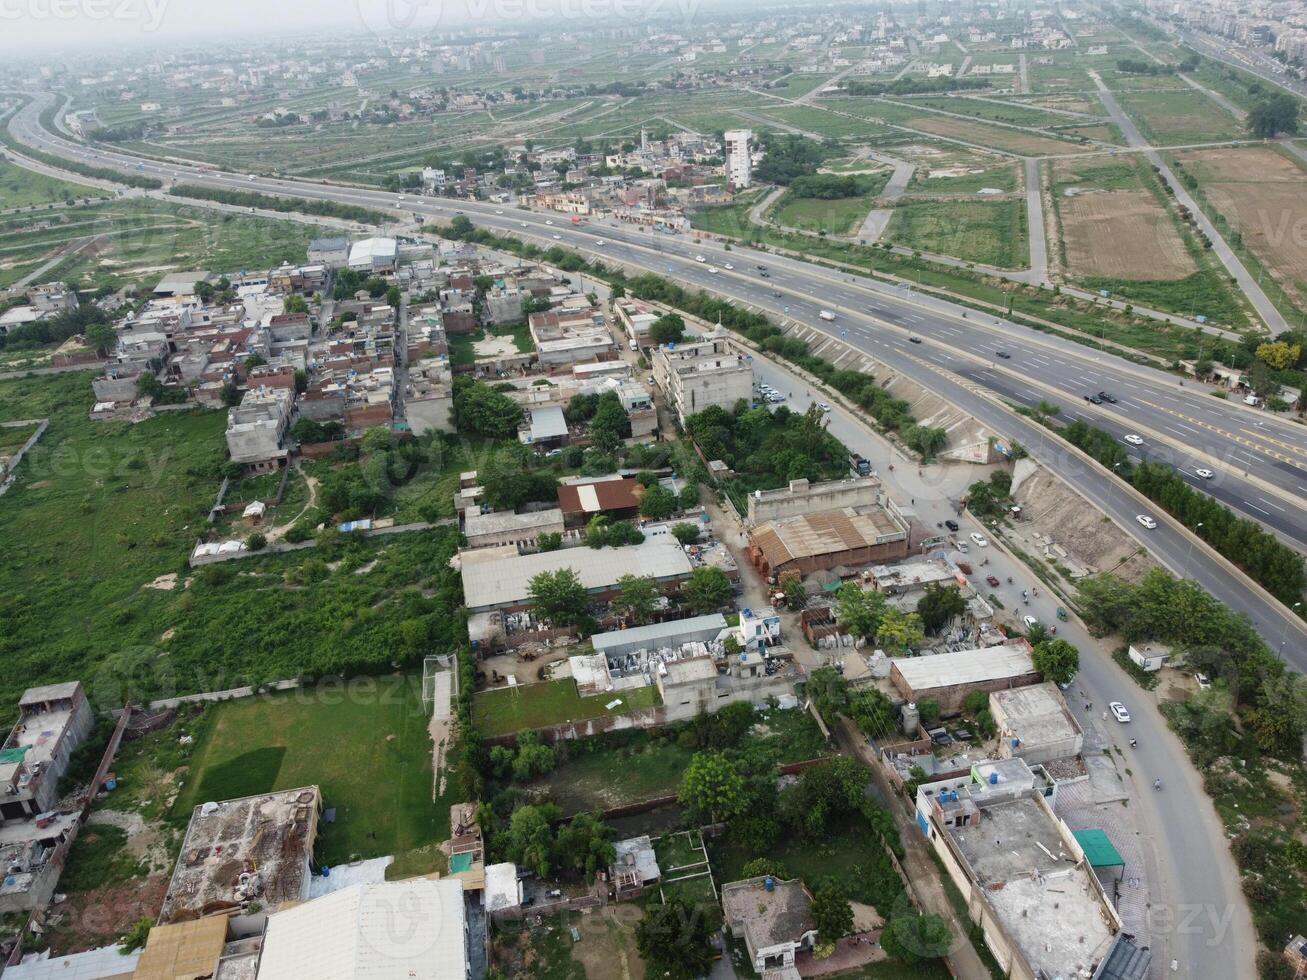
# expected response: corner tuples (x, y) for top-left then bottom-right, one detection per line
(1154, 779), (1162, 791)
(1006, 576), (1013, 584)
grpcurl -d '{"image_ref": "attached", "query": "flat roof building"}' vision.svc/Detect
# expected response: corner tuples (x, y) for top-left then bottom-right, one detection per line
(347, 237), (398, 272)
(463, 507), (566, 550)
(721, 876), (815, 972)
(890, 643), (1039, 714)
(591, 613), (730, 662)
(990, 682), (1083, 766)
(651, 338), (753, 425)
(160, 786), (321, 923)
(919, 759), (1128, 980)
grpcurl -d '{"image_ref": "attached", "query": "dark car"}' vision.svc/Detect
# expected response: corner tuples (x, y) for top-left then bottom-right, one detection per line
(757, 264), (767, 270)
(1084, 394), (1102, 404)
(909, 336), (922, 344)
(996, 351), (1011, 359)
(945, 519), (960, 532)
(1098, 391), (1118, 403)
(759, 270), (770, 277)
(771, 290), (783, 297)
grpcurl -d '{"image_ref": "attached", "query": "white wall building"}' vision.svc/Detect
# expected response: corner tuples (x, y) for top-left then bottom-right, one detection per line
(724, 129), (753, 189)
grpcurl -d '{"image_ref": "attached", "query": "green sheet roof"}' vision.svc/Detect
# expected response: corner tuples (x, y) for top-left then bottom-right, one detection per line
(1073, 828), (1124, 868)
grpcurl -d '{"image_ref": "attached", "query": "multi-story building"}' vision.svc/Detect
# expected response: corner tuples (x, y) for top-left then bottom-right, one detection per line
(651, 337), (753, 424)
(724, 128), (752, 189)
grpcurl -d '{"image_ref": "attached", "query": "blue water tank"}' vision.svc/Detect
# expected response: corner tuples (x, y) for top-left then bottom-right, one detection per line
(989, 772), (999, 785)
(322, 866), (331, 877)
(764, 876), (774, 891)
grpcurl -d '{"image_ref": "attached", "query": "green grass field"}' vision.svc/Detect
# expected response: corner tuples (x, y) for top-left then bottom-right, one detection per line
(0, 160), (109, 210)
(173, 677), (447, 866)
(772, 193), (874, 235)
(473, 678), (662, 737)
(1117, 88), (1246, 145)
(884, 199), (1028, 268)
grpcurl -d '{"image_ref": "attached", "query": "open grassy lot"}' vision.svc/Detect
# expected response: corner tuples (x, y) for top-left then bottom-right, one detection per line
(908, 160), (1018, 195)
(772, 192), (875, 235)
(492, 908), (644, 980)
(0, 372), (466, 713)
(1116, 88), (1246, 144)
(0, 199), (326, 291)
(473, 678), (662, 737)
(0, 160), (109, 210)
(884, 198), (1027, 268)
(173, 676), (446, 866)
(535, 707), (830, 813)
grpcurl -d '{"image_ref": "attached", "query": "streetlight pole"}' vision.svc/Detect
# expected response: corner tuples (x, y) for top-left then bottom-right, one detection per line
(1185, 522), (1204, 578)
(1283, 603), (1303, 651)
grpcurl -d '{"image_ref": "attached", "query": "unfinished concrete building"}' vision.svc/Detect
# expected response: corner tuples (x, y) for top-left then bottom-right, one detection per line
(160, 786), (321, 923)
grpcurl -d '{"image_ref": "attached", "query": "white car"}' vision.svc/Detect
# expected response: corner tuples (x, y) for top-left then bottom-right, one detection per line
(818, 403), (831, 412)
(969, 532), (989, 547)
(1136, 514), (1158, 529)
(955, 542), (969, 554)
(520, 221), (528, 227)
(1109, 702), (1131, 723)
(546, 219), (554, 225)
(1195, 468), (1214, 480)
(723, 262), (734, 270)
(495, 209), (503, 214)
(1022, 615), (1040, 630)
(596, 239), (605, 245)
(694, 254), (706, 263)
(552, 235), (561, 240)
(1123, 434), (1144, 446)
(1196, 672), (1212, 690)
(708, 266), (719, 274)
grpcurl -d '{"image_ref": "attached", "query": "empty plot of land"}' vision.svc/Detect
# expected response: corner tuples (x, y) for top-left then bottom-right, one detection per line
(1176, 146), (1307, 305)
(1116, 88), (1246, 144)
(1059, 190), (1196, 280)
(900, 114), (1089, 156)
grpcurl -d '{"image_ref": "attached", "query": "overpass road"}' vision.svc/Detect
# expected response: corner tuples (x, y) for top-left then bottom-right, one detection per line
(9, 94), (1307, 669)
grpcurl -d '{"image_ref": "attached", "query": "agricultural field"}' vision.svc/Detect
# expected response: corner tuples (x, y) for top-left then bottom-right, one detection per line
(906, 152), (1019, 195)
(884, 198), (1028, 269)
(907, 95), (1093, 131)
(751, 103), (895, 141)
(0, 160), (109, 210)
(1051, 158), (1197, 281)
(1115, 88), (1246, 144)
(842, 99), (1090, 155)
(1171, 145), (1307, 310)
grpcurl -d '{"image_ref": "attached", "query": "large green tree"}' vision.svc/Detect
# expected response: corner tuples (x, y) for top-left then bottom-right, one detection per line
(882, 912), (952, 964)
(811, 881), (855, 946)
(835, 583), (886, 639)
(635, 897), (715, 979)
(682, 565), (731, 613)
(1031, 638), (1080, 687)
(612, 574), (660, 625)
(678, 751), (747, 823)
(502, 803), (560, 878)
(527, 567), (589, 625)
(1248, 92), (1300, 138)
(917, 583), (966, 634)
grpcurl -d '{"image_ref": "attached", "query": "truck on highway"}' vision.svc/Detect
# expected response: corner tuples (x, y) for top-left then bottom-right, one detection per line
(818, 309), (836, 321)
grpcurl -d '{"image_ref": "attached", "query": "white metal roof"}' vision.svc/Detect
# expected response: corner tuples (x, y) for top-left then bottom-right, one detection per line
(461, 538), (692, 611)
(892, 644), (1034, 691)
(257, 880), (466, 980)
(484, 862), (521, 913)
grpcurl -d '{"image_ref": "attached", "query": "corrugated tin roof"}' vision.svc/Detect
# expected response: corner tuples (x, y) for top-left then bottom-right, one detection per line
(256, 880), (466, 980)
(753, 507), (900, 567)
(591, 614), (729, 653)
(461, 538), (692, 610)
(892, 644), (1035, 690)
(556, 478), (642, 514)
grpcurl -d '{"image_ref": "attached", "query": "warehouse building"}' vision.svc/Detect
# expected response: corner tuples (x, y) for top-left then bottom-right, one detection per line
(889, 643), (1039, 714)
(459, 538), (693, 614)
(748, 503), (909, 581)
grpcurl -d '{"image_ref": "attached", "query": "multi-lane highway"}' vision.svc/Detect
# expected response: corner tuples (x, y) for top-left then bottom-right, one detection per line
(9, 94), (1307, 667)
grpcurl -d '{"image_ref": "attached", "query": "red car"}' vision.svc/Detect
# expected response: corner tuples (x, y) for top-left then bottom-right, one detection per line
(986, 575), (1001, 588)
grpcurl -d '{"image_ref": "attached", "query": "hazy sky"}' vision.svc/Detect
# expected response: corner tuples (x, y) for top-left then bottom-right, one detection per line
(1, 0), (723, 54)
